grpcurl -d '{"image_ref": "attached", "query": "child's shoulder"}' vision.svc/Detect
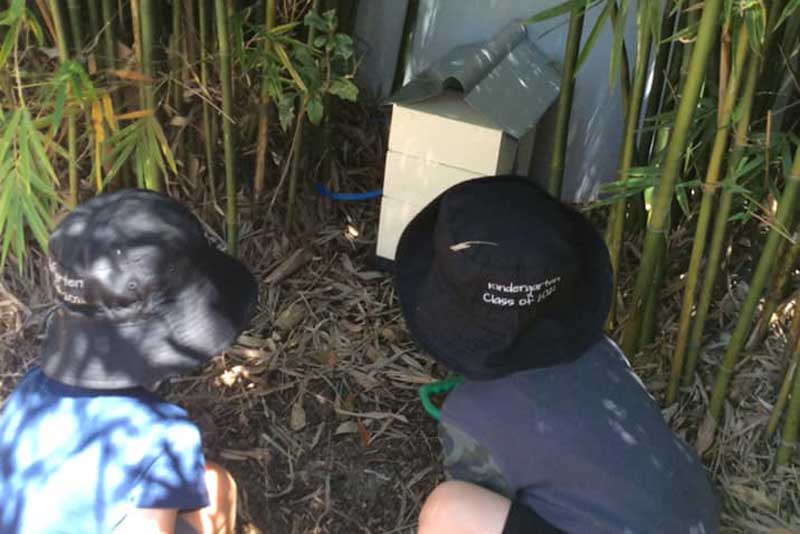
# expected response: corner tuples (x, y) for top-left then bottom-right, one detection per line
(441, 337), (651, 422)
(4, 367), (193, 429)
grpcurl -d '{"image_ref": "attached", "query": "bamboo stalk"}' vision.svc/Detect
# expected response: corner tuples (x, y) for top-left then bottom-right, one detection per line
(183, 0), (197, 67)
(170, 0), (183, 111)
(286, 0), (320, 229)
(131, 0), (142, 69)
(101, 0), (116, 68)
(604, 8), (653, 326)
(254, 0), (277, 200)
(48, 0), (79, 208)
(766, 303), (800, 437)
(619, 0), (726, 355)
(138, 0), (161, 192)
(139, 0), (155, 112)
(67, 0), (84, 53)
(665, 25), (750, 402)
(753, 0), (788, 120)
(639, 231), (667, 348)
(637, 125), (671, 347)
(608, 1), (632, 116)
(682, 47), (761, 387)
(88, 0), (101, 42)
(215, 0), (237, 252)
(197, 0), (215, 195)
(778, 325), (800, 464)
(768, 361), (797, 438)
(286, 104), (307, 228)
(709, 144), (800, 421)
(748, 233), (800, 349)
(636, 0), (679, 163)
(101, 0), (136, 188)
(547, 8), (585, 199)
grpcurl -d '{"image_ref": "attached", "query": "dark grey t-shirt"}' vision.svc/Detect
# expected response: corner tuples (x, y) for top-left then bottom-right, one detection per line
(439, 337), (719, 534)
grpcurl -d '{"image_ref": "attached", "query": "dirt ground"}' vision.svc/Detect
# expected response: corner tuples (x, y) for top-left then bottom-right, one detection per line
(1, 105), (800, 533)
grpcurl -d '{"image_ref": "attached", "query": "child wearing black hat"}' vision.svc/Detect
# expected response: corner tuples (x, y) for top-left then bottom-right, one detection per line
(395, 176), (720, 534)
(0, 190), (258, 533)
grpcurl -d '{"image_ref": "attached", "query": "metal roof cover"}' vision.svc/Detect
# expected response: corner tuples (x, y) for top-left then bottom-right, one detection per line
(390, 22), (561, 140)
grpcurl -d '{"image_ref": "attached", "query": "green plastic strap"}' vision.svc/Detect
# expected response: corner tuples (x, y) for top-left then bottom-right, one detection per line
(419, 376), (465, 420)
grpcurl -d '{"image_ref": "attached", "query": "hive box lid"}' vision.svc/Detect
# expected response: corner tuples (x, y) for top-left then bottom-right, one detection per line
(388, 92), (515, 176)
(390, 22), (560, 140)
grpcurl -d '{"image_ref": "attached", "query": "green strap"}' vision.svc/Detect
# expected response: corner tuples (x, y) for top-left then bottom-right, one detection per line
(419, 376), (465, 420)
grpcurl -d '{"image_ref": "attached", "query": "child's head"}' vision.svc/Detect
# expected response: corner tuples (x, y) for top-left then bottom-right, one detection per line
(40, 189), (258, 389)
(395, 176), (612, 380)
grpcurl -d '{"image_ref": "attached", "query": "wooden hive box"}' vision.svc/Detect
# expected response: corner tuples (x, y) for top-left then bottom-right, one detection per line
(376, 22), (561, 262)
(377, 92), (536, 260)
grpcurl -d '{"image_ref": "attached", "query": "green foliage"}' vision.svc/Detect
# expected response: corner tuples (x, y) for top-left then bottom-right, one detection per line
(242, 9), (357, 131)
(104, 116), (177, 190)
(46, 60), (95, 132)
(0, 109), (61, 271)
(0, 0), (43, 70)
(276, 9), (358, 128)
(0, 2), (361, 267)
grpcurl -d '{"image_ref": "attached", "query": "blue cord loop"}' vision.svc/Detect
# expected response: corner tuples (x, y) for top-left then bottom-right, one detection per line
(315, 182), (383, 201)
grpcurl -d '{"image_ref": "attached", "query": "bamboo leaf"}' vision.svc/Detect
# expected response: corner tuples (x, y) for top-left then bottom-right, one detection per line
(103, 139), (137, 185)
(150, 118), (177, 174)
(24, 196), (51, 252)
(50, 85), (67, 130)
(269, 22), (301, 35)
(24, 8), (45, 45)
(275, 43), (307, 93)
(3, 203), (19, 269)
(776, 0), (800, 28)
(523, 0), (599, 22)
(576, 1), (612, 73)
(116, 110), (154, 121)
(609, 0), (631, 89)
(660, 22), (699, 44)
(0, 179), (13, 240)
(0, 110), (21, 162)
(744, 3), (766, 52)
(0, 21), (20, 69)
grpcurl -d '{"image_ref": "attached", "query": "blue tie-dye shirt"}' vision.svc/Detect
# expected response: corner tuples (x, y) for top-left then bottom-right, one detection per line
(0, 367), (208, 533)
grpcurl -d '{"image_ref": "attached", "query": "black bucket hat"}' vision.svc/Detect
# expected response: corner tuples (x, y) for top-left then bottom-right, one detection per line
(395, 176), (612, 380)
(40, 189), (258, 389)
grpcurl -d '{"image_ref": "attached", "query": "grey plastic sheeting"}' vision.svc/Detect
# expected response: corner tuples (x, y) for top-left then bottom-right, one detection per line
(390, 23), (560, 140)
(354, 0), (642, 203)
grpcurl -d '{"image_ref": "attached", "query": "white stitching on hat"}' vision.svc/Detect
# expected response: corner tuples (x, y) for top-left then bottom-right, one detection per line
(449, 241), (498, 252)
(482, 277), (561, 307)
(49, 259), (88, 305)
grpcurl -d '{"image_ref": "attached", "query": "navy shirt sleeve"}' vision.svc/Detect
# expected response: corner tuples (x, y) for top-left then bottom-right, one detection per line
(135, 420), (209, 511)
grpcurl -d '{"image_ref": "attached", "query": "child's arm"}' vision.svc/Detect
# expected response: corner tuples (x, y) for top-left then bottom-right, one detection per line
(440, 421), (566, 533)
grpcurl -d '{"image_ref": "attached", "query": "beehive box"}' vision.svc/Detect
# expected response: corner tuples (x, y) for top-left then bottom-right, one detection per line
(376, 92), (536, 261)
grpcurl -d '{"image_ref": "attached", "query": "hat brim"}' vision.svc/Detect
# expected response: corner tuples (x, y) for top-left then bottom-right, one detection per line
(40, 248), (258, 389)
(395, 176), (612, 380)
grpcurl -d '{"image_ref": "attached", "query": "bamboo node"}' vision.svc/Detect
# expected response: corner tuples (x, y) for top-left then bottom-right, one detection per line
(788, 174), (800, 182)
(702, 182), (722, 193)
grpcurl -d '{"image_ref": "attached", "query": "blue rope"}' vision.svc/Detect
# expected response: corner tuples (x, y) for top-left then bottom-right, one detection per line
(315, 182), (383, 201)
